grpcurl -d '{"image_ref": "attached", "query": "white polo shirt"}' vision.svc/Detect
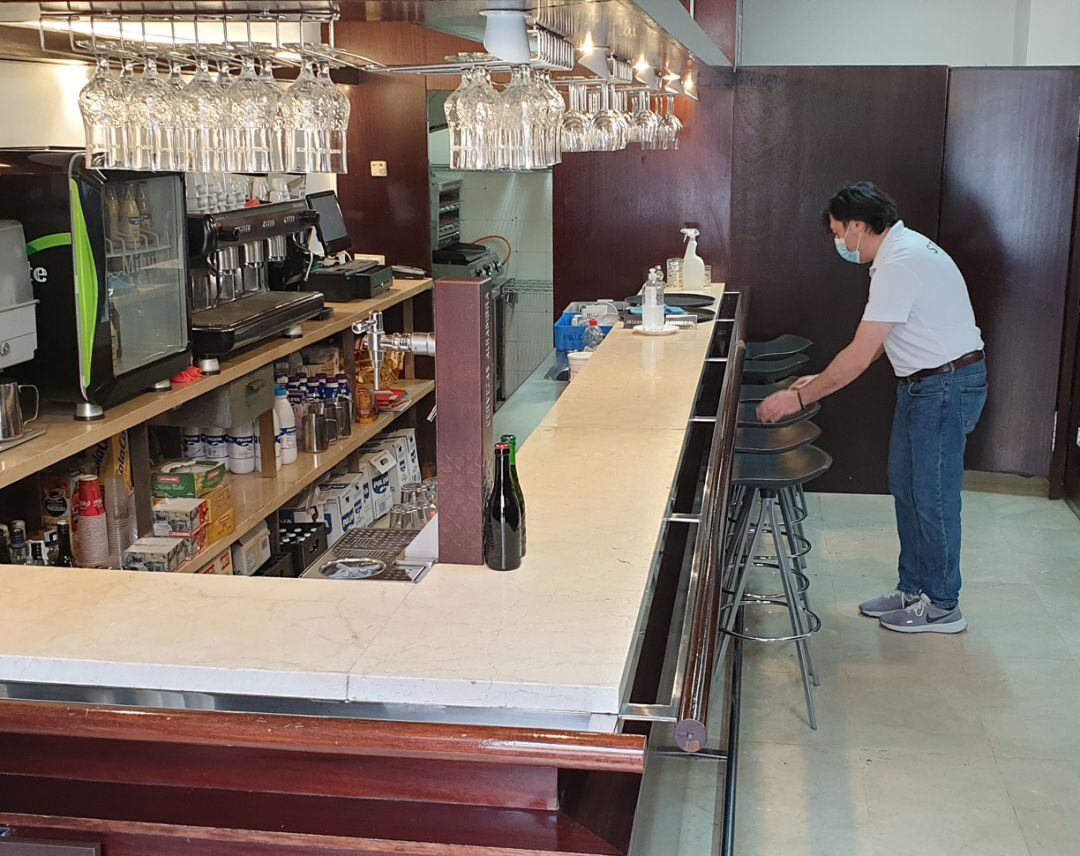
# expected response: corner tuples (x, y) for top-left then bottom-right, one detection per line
(862, 220), (984, 377)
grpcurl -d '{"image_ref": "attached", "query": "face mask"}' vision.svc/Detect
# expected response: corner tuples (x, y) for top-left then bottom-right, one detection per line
(834, 224), (862, 264)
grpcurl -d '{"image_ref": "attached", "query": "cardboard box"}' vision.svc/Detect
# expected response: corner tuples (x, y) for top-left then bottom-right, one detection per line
(205, 507), (236, 543)
(279, 484), (320, 524)
(324, 468), (373, 530)
(152, 460), (227, 498)
(384, 428), (421, 484)
(152, 497), (209, 536)
(197, 549), (234, 575)
(360, 449), (395, 519)
(318, 483), (356, 543)
(362, 440), (403, 505)
(123, 537), (187, 572)
(232, 522), (271, 576)
(202, 482), (234, 522)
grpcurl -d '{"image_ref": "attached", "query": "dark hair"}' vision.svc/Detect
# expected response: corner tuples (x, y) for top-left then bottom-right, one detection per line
(822, 182), (899, 235)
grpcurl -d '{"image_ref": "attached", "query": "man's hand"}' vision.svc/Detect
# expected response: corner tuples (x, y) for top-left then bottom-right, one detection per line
(790, 375), (818, 391)
(757, 389), (803, 423)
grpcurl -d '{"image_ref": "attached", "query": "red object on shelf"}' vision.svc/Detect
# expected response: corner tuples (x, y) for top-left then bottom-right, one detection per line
(374, 388), (407, 407)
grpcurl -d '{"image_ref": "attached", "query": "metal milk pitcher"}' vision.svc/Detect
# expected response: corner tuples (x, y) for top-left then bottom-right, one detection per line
(0, 377), (37, 441)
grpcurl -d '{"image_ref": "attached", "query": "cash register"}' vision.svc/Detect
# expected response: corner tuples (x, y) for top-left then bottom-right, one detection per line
(296, 191), (393, 301)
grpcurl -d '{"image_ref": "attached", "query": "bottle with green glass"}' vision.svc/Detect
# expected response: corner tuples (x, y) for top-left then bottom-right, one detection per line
(500, 434), (526, 556)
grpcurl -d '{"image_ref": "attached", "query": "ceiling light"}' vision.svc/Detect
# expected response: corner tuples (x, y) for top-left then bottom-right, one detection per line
(480, 8), (532, 64)
(580, 31), (595, 55)
(633, 54), (650, 73)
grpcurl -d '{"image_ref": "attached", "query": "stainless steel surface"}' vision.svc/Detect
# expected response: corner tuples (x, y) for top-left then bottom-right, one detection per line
(352, 310), (435, 392)
(0, 425), (45, 455)
(265, 234), (288, 262)
(671, 293), (745, 752)
(302, 526), (433, 583)
(318, 557), (386, 580)
(334, 398), (352, 437)
(240, 240), (266, 268)
(152, 365), (273, 429)
(73, 401), (104, 421)
(0, 678), (597, 732)
(196, 356), (220, 375)
(0, 378), (37, 441)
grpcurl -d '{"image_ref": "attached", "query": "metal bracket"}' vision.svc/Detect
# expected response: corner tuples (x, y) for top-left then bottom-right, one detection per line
(619, 702), (677, 723)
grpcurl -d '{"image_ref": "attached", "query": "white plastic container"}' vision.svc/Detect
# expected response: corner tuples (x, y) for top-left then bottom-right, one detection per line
(274, 385), (298, 465)
(227, 421), (256, 474)
(202, 427), (228, 463)
(681, 227), (706, 290)
(641, 268), (666, 332)
(567, 350), (593, 380)
(181, 427), (204, 459)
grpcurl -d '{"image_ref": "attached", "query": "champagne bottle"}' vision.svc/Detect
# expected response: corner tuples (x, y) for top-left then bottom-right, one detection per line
(53, 521), (79, 568)
(484, 442), (523, 571)
(500, 433), (526, 556)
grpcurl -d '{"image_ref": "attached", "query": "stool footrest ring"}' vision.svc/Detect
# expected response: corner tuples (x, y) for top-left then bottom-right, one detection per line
(717, 600), (822, 643)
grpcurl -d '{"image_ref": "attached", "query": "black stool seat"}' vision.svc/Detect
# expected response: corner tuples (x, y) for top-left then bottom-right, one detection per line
(736, 421), (821, 454)
(741, 376), (798, 402)
(746, 334), (812, 361)
(739, 400), (820, 427)
(733, 445), (833, 489)
(743, 353), (810, 383)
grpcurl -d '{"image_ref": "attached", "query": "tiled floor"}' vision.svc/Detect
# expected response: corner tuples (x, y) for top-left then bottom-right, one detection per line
(735, 490), (1080, 856)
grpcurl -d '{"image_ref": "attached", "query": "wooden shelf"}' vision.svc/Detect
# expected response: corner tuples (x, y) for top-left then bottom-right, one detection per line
(0, 280), (433, 492)
(182, 379), (435, 574)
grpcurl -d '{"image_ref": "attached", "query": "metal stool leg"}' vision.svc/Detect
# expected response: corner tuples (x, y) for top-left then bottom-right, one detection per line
(718, 497), (766, 666)
(767, 497), (817, 729)
(778, 487), (820, 687)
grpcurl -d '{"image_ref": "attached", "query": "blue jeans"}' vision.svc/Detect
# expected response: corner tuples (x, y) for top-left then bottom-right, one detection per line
(888, 360), (988, 610)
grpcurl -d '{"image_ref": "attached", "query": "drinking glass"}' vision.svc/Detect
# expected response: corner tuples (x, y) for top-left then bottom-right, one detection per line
(180, 56), (227, 173)
(537, 70), (565, 165)
(445, 68), (471, 170)
(78, 55), (125, 168)
(589, 83), (628, 152)
(560, 83), (591, 153)
(124, 55), (175, 171)
(224, 54), (277, 173)
(656, 95), (683, 151)
(628, 91), (659, 148)
(469, 68), (503, 170)
(314, 62), (350, 173)
(279, 60), (321, 173)
(388, 503), (425, 530)
(258, 56), (287, 173)
(500, 66), (535, 170)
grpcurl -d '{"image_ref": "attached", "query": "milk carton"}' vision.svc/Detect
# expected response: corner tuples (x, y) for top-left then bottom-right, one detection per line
(383, 428), (421, 483)
(362, 438), (405, 504)
(318, 483), (356, 543)
(360, 449), (395, 519)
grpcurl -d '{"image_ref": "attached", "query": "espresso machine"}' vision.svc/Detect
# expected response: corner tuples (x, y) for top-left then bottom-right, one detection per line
(187, 200), (325, 374)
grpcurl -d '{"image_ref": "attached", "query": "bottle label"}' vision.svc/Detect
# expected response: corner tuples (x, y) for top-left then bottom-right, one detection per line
(281, 426), (297, 450)
(228, 434), (254, 459)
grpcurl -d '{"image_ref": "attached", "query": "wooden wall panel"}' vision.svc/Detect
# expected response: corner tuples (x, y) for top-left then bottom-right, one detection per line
(940, 68), (1080, 477)
(552, 83), (734, 314)
(731, 66), (949, 493)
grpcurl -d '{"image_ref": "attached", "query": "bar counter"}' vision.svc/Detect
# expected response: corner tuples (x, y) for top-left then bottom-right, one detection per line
(0, 290), (722, 733)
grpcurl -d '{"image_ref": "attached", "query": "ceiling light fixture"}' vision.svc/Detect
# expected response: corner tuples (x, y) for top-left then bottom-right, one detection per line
(480, 7), (532, 64)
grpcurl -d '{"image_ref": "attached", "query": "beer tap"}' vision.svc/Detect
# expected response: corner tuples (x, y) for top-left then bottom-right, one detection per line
(353, 310), (436, 390)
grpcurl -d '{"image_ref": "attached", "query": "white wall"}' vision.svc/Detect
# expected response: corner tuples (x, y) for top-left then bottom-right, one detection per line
(0, 60), (89, 148)
(1026, 0), (1080, 64)
(738, 0), (1057, 67)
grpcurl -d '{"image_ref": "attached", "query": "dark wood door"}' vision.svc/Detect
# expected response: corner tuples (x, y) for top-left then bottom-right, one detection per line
(730, 66), (950, 493)
(940, 68), (1080, 478)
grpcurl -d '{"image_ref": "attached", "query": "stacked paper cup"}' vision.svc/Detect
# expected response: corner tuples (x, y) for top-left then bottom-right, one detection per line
(75, 474), (110, 568)
(102, 474), (134, 569)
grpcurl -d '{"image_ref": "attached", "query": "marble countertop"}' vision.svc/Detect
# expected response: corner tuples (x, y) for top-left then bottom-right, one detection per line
(0, 294), (719, 730)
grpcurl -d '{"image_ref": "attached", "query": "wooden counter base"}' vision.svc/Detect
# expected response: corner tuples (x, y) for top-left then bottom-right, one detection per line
(0, 700), (645, 855)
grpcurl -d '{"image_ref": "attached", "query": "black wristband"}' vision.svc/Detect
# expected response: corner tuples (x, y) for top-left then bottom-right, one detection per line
(796, 388), (805, 410)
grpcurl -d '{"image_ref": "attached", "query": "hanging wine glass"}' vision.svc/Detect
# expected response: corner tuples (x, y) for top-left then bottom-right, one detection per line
(560, 83), (591, 154)
(656, 95), (682, 151)
(124, 54), (173, 171)
(180, 55), (227, 173)
(628, 91), (660, 148)
(279, 59), (321, 173)
(78, 54), (125, 168)
(589, 83), (628, 152)
(445, 68), (472, 170)
(537, 70), (565, 166)
(224, 53), (276, 173)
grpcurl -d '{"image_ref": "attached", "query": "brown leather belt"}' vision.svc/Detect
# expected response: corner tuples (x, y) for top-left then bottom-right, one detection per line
(900, 350), (985, 383)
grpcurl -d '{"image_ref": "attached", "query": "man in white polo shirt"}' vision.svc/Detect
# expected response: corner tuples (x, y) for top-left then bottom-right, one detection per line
(757, 182), (986, 634)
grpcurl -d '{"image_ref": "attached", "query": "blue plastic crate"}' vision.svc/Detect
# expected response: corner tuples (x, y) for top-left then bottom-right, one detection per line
(554, 312), (614, 352)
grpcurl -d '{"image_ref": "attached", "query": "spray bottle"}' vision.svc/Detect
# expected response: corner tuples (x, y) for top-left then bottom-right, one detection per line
(681, 227), (706, 291)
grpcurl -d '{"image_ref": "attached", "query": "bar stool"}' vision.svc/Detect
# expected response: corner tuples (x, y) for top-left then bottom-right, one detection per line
(742, 353), (810, 384)
(719, 445), (832, 729)
(740, 376), (798, 403)
(738, 401), (820, 428)
(745, 334), (812, 361)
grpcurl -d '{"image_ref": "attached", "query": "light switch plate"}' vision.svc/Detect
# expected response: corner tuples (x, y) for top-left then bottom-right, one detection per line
(370, 160), (388, 177)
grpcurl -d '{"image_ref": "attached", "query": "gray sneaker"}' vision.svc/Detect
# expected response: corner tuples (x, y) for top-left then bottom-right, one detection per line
(859, 589), (920, 618)
(879, 594), (967, 634)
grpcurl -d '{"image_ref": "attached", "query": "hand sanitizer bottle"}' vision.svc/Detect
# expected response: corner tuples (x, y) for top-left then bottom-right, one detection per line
(642, 268), (666, 332)
(681, 227), (706, 291)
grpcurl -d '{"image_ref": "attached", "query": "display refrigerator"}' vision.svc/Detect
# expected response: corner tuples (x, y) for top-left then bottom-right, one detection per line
(0, 149), (191, 420)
